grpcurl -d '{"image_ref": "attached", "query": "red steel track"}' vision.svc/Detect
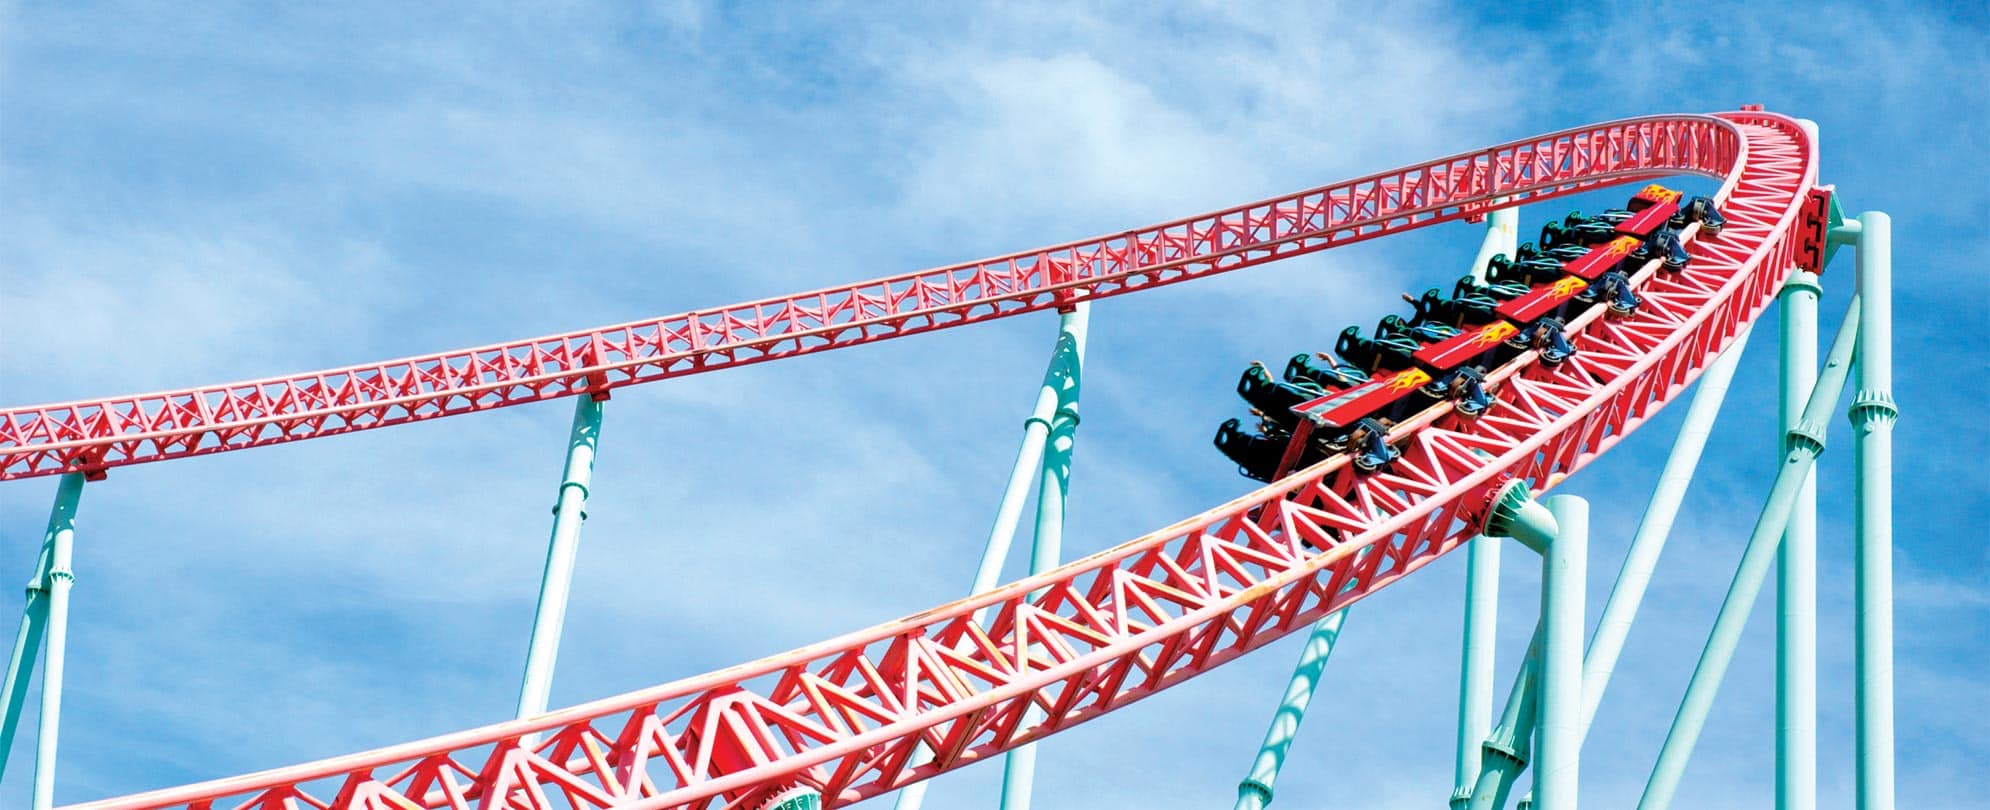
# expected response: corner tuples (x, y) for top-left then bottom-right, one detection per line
(6, 117), (1732, 482)
(46, 111), (1818, 809)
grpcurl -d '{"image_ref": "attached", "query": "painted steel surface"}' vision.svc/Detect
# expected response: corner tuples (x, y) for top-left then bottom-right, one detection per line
(2, 117), (1731, 481)
(1415, 322), (1519, 370)
(47, 111), (1818, 810)
(1562, 236), (1643, 280)
(1298, 369), (1433, 430)
(1496, 277), (1589, 322)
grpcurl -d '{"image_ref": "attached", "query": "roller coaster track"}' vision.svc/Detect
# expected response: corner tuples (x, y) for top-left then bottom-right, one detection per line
(34, 111), (1818, 809)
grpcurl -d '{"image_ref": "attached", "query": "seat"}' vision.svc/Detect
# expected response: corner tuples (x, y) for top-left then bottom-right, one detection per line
(1214, 418), (1286, 482)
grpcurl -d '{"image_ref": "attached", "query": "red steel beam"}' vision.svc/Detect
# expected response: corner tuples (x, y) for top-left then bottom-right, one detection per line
(1, 117), (1730, 481)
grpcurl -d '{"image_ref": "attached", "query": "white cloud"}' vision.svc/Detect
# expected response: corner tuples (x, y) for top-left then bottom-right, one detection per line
(0, 210), (393, 401)
(1, 2), (1983, 809)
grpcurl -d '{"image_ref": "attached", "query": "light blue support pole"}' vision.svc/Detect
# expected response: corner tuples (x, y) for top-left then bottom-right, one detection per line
(0, 559), (47, 784)
(1847, 212), (1895, 810)
(895, 304), (1088, 810)
(1779, 120), (1824, 810)
(26, 473), (84, 810)
(1464, 481), (1559, 810)
(1450, 532), (1502, 810)
(1000, 303), (1088, 810)
(1638, 296), (1864, 810)
(1503, 332), (1753, 810)
(1234, 608), (1351, 810)
(1469, 626), (1541, 810)
(1578, 329), (1749, 734)
(1534, 496), (1587, 810)
(0, 475), (81, 783)
(1026, 306), (1088, 592)
(516, 394), (604, 723)
(1469, 202), (1520, 284)
(1777, 270), (1821, 810)
(1457, 200), (1519, 803)
(1442, 199), (1518, 807)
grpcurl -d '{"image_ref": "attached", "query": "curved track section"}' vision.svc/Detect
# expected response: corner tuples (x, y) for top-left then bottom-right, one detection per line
(63, 112), (1816, 810)
(3, 117), (1729, 481)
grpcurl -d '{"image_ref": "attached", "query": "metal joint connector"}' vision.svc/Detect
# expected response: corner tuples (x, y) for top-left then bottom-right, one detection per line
(756, 785), (822, 810)
(1022, 415), (1054, 433)
(1238, 779), (1273, 805)
(1785, 421), (1827, 456)
(549, 492), (589, 521)
(1779, 274), (1822, 298)
(1479, 479), (1555, 554)
(1848, 389), (1898, 428)
(1480, 737), (1526, 769)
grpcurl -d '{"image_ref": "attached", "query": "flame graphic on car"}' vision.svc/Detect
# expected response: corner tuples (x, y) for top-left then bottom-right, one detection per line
(1475, 323), (1518, 345)
(1639, 183), (1683, 203)
(1390, 369), (1433, 391)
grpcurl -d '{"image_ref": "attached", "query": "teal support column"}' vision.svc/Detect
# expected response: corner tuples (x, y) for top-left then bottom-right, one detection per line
(1465, 335), (1749, 810)
(1848, 211), (1895, 810)
(1000, 302), (1088, 810)
(0, 475), (84, 782)
(1579, 330), (1750, 735)
(1452, 200), (1517, 809)
(1026, 307), (1087, 591)
(26, 473), (84, 810)
(1234, 608), (1351, 810)
(1779, 120), (1824, 810)
(895, 304), (1088, 810)
(1777, 270), (1821, 810)
(1508, 335), (1753, 810)
(1468, 627), (1541, 810)
(1450, 535), (1502, 810)
(1469, 201), (1520, 284)
(1464, 481), (1558, 810)
(1638, 296), (1864, 810)
(0, 555), (48, 784)
(964, 305), (1089, 624)
(1534, 496), (1586, 810)
(515, 394), (604, 723)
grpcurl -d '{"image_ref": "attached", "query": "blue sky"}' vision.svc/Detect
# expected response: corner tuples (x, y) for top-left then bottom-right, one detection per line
(2, 2), (1985, 807)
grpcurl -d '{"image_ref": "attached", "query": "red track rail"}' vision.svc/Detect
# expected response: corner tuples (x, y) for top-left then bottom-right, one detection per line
(56, 111), (1817, 810)
(1, 117), (1727, 481)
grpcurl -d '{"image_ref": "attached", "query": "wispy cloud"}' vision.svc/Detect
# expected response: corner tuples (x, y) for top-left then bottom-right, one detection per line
(1, 2), (1983, 808)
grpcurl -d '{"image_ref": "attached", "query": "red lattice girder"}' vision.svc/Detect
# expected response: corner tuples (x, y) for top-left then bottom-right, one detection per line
(67, 111), (1818, 810)
(2, 117), (1737, 480)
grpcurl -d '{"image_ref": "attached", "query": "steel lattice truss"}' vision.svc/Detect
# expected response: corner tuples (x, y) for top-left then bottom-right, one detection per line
(2, 118), (1735, 481)
(53, 112), (1817, 810)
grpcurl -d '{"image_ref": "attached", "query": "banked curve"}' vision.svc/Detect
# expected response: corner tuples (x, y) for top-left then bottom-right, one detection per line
(68, 111), (1816, 810)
